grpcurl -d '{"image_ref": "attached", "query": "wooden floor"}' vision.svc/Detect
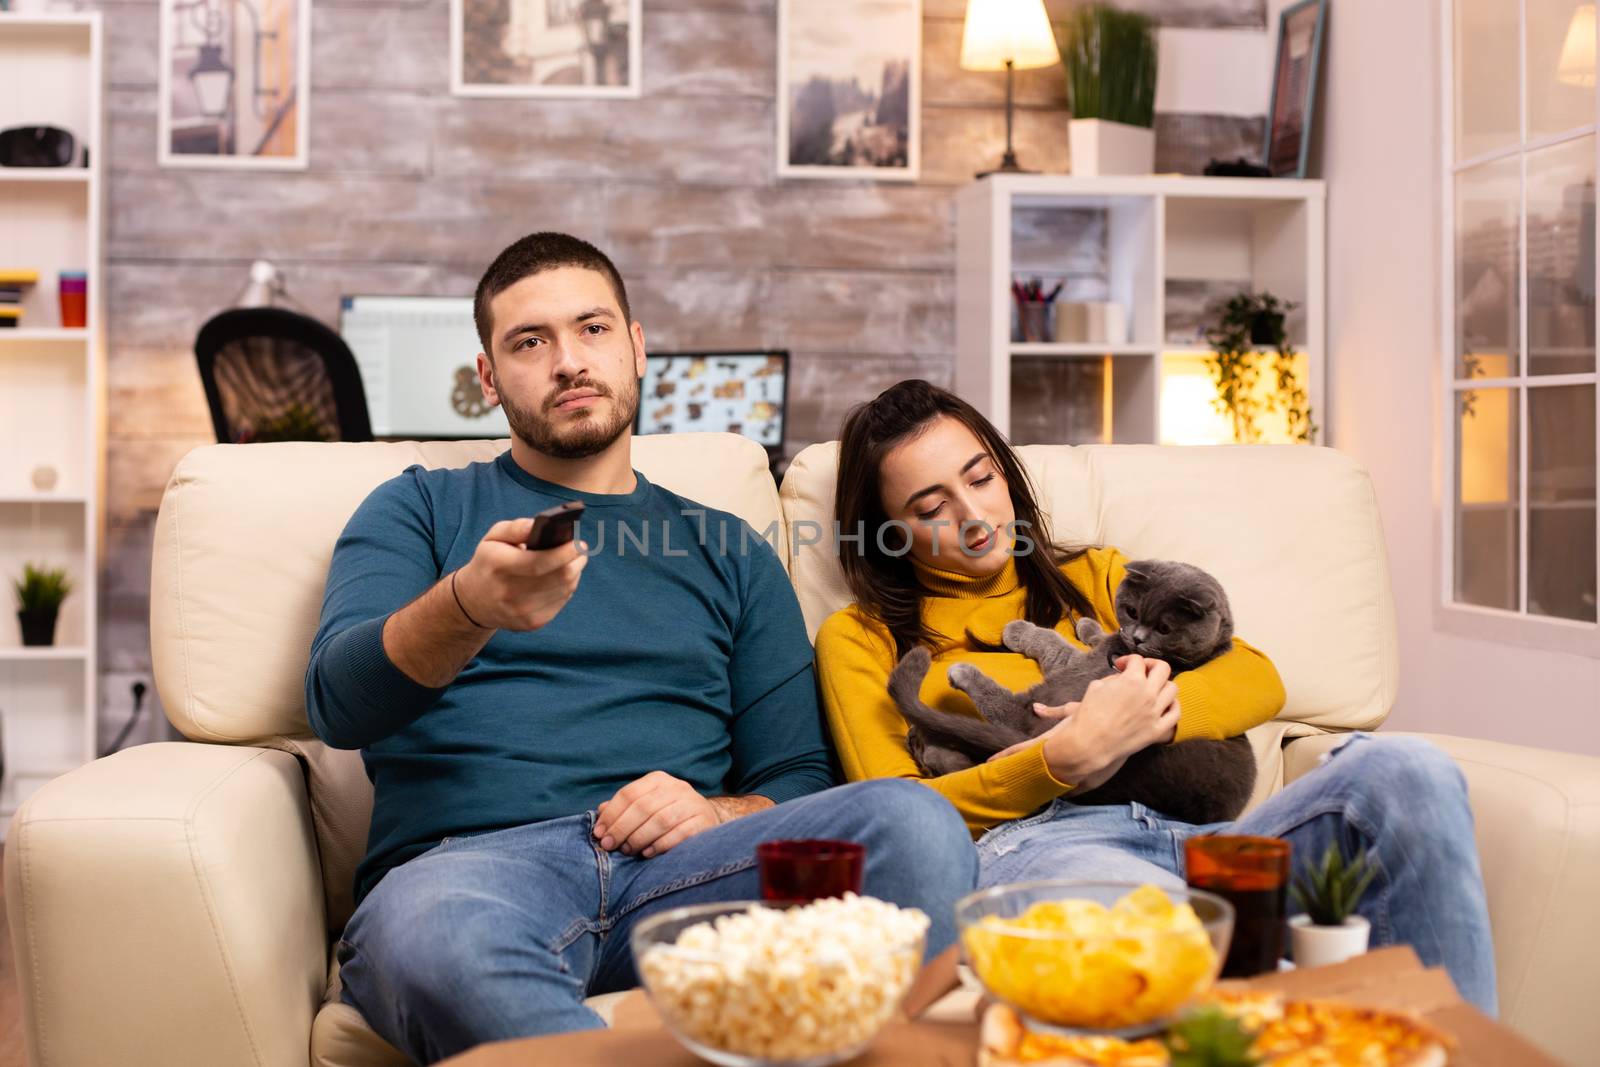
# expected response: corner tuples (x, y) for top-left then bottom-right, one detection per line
(0, 847), (26, 1067)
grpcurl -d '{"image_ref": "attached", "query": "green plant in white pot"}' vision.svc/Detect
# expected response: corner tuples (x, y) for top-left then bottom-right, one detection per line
(1289, 842), (1378, 968)
(1062, 4), (1158, 175)
(13, 562), (73, 647)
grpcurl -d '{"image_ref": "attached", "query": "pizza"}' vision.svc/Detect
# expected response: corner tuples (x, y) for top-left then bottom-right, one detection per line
(979, 990), (1452, 1067)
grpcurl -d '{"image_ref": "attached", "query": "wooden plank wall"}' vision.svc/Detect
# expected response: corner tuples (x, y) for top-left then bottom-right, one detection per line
(65, 0), (1266, 739)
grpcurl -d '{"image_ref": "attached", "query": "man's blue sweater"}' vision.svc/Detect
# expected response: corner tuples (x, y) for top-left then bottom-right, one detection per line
(304, 451), (835, 904)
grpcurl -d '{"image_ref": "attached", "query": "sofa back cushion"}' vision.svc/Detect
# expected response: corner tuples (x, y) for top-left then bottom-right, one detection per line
(149, 433), (783, 930)
(780, 442), (1399, 732)
(151, 433), (785, 744)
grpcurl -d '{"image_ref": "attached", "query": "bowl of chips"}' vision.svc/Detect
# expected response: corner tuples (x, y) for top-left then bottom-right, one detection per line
(632, 895), (928, 1067)
(957, 880), (1234, 1038)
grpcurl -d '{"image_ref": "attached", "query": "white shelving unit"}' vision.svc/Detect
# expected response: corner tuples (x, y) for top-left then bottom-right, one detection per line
(0, 12), (105, 831)
(955, 174), (1326, 446)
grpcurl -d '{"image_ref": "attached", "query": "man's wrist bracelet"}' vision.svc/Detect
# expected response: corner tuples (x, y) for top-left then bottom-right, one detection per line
(450, 570), (491, 630)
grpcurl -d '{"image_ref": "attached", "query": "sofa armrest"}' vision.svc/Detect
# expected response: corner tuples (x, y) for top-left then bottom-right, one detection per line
(1282, 731), (1600, 1065)
(4, 742), (328, 1067)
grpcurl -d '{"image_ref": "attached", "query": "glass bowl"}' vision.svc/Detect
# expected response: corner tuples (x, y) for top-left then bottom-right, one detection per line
(630, 898), (926, 1067)
(956, 880), (1234, 1039)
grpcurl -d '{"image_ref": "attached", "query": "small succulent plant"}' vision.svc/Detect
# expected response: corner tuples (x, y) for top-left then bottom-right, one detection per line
(1292, 841), (1378, 926)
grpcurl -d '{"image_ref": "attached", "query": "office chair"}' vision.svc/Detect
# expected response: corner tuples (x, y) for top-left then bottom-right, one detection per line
(194, 307), (373, 443)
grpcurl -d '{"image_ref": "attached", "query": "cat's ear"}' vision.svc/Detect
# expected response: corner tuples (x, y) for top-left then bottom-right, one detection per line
(1175, 594), (1208, 618)
(1121, 560), (1150, 583)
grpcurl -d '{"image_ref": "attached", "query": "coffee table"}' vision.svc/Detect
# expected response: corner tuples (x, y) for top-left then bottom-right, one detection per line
(442, 946), (1567, 1066)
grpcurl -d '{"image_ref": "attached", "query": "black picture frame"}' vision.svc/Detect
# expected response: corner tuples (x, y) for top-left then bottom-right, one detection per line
(1264, 0), (1328, 179)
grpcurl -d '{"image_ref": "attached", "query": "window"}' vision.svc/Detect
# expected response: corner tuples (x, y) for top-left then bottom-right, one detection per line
(1445, 0), (1599, 644)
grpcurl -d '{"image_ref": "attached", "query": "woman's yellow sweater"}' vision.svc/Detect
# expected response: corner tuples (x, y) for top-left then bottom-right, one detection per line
(814, 547), (1286, 835)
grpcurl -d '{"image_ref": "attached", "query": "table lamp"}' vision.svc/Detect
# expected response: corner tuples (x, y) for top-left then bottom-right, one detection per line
(1559, 4), (1596, 88)
(960, 0), (1062, 176)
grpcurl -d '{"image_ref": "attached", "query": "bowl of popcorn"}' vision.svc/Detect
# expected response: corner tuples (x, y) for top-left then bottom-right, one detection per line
(631, 893), (929, 1067)
(957, 880), (1234, 1038)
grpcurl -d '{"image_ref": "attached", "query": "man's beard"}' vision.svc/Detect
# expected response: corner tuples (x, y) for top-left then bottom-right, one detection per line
(499, 373), (640, 460)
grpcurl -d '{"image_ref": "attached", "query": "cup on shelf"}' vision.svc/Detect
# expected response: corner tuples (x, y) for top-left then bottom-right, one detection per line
(58, 271), (87, 329)
(1052, 303), (1088, 343)
(1050, 302), (1128, 345)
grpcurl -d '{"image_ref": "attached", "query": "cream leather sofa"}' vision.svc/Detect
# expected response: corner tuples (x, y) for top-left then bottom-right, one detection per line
(6, 434), (1598, 1067)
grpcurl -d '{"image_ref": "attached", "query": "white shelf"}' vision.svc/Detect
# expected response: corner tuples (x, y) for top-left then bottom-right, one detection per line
(0, 13), (99, 27)
(0, 169), (90, 185)
(0, 646), (88, 662)
(956, 174), (1326, 446)
(1013, 343), (1157, 358)
(0, 10), (104, 787)
(0, 328), (89, 342)
(1163, 344), (1294, 357)
(0, 493), (87, 504)
(993, 172), (1327, 205)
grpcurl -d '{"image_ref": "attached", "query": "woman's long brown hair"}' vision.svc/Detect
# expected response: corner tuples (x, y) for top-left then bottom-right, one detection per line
(834, 379), (1095, 657)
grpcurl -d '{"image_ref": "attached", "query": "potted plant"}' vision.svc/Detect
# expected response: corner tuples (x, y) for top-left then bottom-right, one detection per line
(1061, 4), (1157, 175)
(1202, 291), (1317, 444)
(13, 562), (73, 647)
(1289, 841), (1378, 968)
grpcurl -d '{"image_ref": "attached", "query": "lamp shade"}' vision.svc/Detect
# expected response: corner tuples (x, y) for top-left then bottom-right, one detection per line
(1559, 4), (1596, 88)
(960, 0), (1061, 72)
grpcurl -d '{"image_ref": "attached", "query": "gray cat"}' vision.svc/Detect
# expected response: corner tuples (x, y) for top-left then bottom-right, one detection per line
(890, 559), (1257, 825)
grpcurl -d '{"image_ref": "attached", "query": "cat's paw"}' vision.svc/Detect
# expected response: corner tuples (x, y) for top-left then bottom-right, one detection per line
(947, 662), (981, 689)
(1076, 616), (1107, 645)
(1001, 619), (1039, 650)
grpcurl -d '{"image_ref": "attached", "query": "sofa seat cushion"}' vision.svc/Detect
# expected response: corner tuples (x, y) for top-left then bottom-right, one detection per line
(313, 957), (634, 1066)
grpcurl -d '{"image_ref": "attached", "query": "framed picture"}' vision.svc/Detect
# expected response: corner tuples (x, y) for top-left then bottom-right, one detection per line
(1264, 0), (1327, 179)
(452, 0), (641, 98)
(158, 0), (310, 169)
(777, 0), (921, 180)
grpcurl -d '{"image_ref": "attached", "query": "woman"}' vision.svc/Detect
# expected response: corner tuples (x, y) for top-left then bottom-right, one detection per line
(815, 379), (1496, 1013)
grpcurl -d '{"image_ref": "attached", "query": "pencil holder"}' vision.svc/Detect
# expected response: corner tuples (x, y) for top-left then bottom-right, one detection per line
(1017, 303), (1052, 343)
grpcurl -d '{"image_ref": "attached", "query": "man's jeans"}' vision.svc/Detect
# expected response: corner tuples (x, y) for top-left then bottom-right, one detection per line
(977, 734), (1498, 1015)
(337, 779), (978, 1065)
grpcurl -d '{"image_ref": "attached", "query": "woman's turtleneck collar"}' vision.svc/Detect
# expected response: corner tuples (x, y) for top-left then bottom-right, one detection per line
(911, 554), (1020, 599)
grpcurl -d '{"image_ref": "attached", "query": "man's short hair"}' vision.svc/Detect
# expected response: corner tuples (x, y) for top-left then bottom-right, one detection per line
(473, 232), (632, 356)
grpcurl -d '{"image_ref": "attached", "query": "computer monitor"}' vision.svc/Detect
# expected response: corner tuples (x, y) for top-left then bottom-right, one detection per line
(635, 351), (788, 457)
(338, 295), (509, 439)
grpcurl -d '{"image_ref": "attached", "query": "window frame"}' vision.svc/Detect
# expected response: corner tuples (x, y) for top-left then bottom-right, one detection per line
(1438, 0), (1600, 657)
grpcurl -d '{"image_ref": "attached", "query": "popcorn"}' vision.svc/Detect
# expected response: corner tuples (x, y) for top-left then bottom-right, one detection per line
(638, 893), (929, 1062)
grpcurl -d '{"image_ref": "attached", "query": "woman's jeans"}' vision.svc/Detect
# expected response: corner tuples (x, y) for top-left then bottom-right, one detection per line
(337, 779), (978, 1065)
(977, 733), (1498, 1015)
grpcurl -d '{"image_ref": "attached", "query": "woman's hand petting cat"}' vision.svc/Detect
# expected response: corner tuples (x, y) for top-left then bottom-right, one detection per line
(1004, 655), (1180, 787)
(1112, 654), (1181, 743)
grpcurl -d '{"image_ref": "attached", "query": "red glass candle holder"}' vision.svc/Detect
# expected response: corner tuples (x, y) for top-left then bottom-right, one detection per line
(1184, 835), (1291, 977)
(756, 839), (864, 904)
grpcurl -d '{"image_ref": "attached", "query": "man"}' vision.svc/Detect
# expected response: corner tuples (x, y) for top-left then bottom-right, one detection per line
(306, 232), (977, 1064)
